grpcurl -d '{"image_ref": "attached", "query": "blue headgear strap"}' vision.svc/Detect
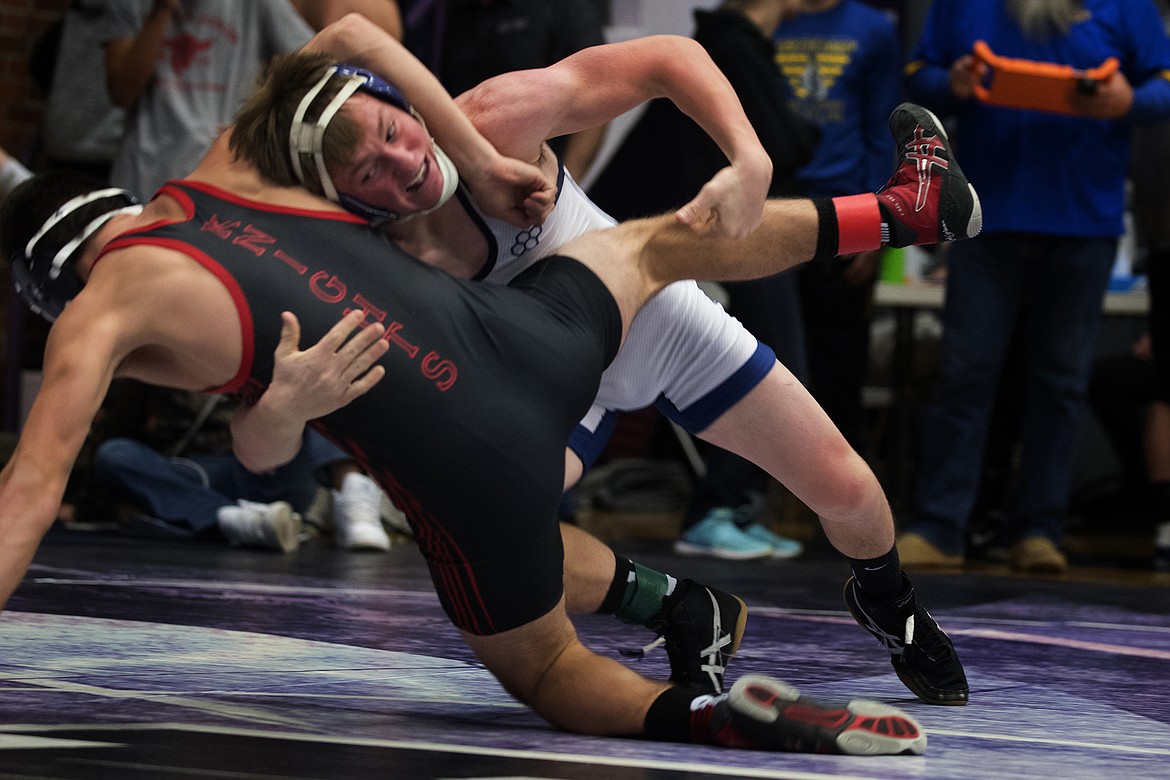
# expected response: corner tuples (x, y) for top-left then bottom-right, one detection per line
(333, 64), (411, 112)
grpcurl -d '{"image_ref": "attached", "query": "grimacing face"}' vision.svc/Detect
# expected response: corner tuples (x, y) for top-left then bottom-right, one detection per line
(331, 92), (446, 217)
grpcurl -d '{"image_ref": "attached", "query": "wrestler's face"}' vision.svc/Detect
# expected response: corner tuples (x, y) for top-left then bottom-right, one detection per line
(333, 92), (445, 215)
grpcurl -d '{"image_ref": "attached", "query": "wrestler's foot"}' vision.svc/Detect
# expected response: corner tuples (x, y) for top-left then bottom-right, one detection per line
(878, 103), (982, 247)
(844, 574), (968, 705)
(636, 578), (747, 694)
(708, 675), (927, 755)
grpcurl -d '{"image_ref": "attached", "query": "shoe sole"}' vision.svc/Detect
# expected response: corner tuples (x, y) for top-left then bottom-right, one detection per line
(891, 103), (984, 241)
(673, 541), (772, 560)
(729, 675), (927, 755)
(728, 594), (748, 657)
(894, 668), (968, 706)
(340, 533), (392, 551)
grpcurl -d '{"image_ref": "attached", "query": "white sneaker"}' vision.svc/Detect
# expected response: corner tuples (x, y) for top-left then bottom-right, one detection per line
(1155, 521), (1170, 571)
(333, 473), (391, 551)
(217, 500), (301, 553)
(380, 492), (412, 536)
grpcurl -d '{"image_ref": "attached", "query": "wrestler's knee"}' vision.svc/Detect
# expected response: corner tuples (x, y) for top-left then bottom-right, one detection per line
(812, 439), (885, 519)
(460, 600), (578, 705)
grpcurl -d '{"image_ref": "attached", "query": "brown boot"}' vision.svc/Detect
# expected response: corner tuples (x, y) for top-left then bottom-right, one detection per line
(897, 532), (964, 567)
(1009, 537), (1068, 575)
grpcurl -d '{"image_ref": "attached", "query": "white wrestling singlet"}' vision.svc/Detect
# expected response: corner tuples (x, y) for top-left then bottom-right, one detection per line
(462, 168), (774, 465)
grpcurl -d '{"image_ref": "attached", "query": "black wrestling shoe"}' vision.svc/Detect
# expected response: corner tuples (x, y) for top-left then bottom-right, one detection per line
(637, 578), (747, 694)
(709, 675), (927, 755)
(878, 102), (982, 247)
(844, 575), (969, 705)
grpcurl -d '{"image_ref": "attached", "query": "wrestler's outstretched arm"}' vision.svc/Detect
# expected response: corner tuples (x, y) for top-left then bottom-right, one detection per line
(457, 34), (772, 239)
(303, 13), (554, 226)
(0, 296), (126, 609)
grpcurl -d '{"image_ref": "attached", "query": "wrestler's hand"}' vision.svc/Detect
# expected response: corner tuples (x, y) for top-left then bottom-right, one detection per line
(463, 155), (556, 227)
(675, 160), (770, 240)
(264, 310), (389, 423)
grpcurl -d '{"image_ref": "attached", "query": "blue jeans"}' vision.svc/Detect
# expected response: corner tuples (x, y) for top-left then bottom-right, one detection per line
(93, 429), (350, 536)
(908, 233), (1116, 553)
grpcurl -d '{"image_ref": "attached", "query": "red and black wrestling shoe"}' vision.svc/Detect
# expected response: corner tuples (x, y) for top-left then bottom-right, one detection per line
(705, 675), (927, 755)
(878, 102), (982, 248)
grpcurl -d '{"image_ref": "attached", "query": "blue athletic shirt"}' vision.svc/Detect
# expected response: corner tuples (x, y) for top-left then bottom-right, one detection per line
(906, 0), (1170, 237)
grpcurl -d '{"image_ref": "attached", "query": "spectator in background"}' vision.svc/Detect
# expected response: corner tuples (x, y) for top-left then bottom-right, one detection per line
(91, 388), (390, 553)
(590, 0), (822, 559)
(1130, 0), (1170, 570)
(37, 1), (126, 182)
(897, 0), (1170, 574)
(100, 0), (315, 200)
(403, 0), (609, 180)
(773, 0), (901, 452)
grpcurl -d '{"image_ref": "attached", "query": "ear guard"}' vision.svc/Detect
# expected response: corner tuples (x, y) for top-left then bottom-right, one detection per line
(11, 187), (142, 322)
(289, 64), (459, 226)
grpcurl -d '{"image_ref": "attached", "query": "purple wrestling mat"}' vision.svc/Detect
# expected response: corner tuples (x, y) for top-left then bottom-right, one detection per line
(2, 527), (1168, 779)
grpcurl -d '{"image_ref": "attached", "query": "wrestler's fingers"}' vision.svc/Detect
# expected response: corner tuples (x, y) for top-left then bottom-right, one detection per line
(524, 191), (554, 224)
(338, 317), (386, 360)
(274, 311), (302, 360)
(676, 200), (718, 236)
(317, 309), (367, 354)
(342, 333), (390, 379)
(347, 365), (386, 399)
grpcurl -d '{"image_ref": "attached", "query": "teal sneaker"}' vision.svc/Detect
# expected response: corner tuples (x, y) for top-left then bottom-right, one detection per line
(674, 509), (772, 560)
(742, 522), (803, 559)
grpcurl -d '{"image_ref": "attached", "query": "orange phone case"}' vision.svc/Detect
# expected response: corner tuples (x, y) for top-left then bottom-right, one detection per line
(970, 40), (1119, 115)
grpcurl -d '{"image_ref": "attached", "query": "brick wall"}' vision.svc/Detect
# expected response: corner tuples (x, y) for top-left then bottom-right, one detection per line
(0, 0), (68, 159)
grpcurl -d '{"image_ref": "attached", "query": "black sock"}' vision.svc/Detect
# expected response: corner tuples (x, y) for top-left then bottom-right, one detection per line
(812, 197), (840, 261)
(848, 545), (906, 600)
(597, 555), (634, 615)
(643, 686), (721, 743)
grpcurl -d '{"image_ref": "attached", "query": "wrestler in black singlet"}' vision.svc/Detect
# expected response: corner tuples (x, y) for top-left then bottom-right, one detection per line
(103, 180), (622, 634)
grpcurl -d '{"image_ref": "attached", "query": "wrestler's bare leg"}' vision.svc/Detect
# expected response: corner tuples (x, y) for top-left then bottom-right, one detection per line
(560, 198), (820, 332)
(560, 520), (615, 614)
(696, 361), (894, 559)
(461, 597), (669, 735)
(557, 361), (894, 615)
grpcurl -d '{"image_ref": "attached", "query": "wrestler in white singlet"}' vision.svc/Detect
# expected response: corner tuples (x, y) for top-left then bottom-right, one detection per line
(458, 167), (775, 466)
